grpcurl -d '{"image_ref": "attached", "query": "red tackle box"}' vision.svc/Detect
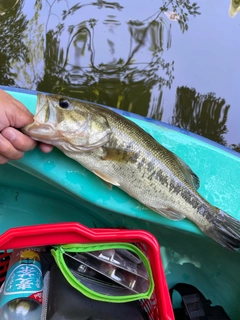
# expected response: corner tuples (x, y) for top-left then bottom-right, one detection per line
(0, 222), (174, 320)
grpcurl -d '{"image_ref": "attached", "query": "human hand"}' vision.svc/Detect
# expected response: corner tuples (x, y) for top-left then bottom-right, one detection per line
(0, 90), (53, 164)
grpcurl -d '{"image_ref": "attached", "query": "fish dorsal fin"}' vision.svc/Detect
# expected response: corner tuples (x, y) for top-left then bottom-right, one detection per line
(93, 170), (120, 187)
(175, 156), (200, 190)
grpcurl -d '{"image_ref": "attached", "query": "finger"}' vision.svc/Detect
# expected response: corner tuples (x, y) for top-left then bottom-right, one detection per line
(0, 133), (24, 160)
(1, 128), (37, 152)
(0, 155), (8, 165)
(38, 143), (53, 153)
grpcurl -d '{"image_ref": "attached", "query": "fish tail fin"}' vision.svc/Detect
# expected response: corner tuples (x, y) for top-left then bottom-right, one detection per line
(204, 209), (240, 251)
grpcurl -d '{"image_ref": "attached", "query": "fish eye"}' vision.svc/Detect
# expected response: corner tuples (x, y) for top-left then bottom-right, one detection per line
(59, 98), (70, 109)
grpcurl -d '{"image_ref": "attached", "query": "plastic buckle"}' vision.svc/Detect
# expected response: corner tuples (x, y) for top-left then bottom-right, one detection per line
(182, 293), (208, 319)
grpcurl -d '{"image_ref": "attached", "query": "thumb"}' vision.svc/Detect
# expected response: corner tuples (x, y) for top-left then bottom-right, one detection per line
(9, 106), (35, 129)
(0, 90), (34, 129)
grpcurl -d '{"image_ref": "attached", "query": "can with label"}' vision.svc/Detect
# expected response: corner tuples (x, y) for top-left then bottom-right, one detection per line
(0, 248), (43, 319)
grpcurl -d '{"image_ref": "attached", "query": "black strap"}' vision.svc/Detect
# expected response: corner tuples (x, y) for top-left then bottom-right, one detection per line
(169, 283), (230, 320)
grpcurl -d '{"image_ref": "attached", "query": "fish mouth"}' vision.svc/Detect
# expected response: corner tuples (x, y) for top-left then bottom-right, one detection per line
(22, 93), (60, 140)
(22, 122), (56, 139)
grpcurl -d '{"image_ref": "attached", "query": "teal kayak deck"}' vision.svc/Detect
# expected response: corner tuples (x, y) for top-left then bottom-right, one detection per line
(0, 87), (240, 318)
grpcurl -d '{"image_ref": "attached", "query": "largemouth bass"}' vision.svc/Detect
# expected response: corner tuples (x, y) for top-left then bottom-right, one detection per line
(22, 94), (240, 251)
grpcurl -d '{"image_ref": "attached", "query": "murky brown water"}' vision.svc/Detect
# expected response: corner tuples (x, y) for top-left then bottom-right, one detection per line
(0, 0), (239, 152)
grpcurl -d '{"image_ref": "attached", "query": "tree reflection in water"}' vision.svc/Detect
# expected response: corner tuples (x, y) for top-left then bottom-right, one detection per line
(0, 0), (28, 86)
(230, 143), (240, 153)
(172, 86), (230, 147)
(229, 0), (240, 17)
(37, 0), (201, 116)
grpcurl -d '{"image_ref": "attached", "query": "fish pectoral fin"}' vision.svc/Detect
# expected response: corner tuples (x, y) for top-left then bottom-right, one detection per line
(155, 207), (186, 221)
(102, 181), (113, 190)
(92, 170), (120, 187)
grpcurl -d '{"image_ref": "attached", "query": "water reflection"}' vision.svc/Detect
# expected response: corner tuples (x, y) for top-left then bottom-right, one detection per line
(230, 143), (240, 153)
(161, 0), (201, 33)
(0, 0), (27, 85)
(11, 0), (44, 89)
(0, 0), (20, 16)
(229, 0), (240, 17)
(172, 86), (230, 146)
(12, 0), (201, 102)
(0, 0), (239, 152)
(36, 1), (178, 115)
